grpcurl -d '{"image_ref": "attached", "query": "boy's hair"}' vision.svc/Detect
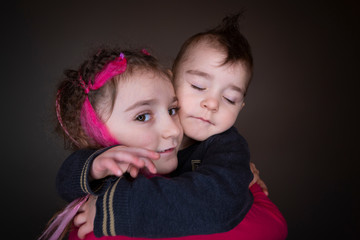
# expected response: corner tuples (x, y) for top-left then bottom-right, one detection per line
(55, 47), (171, 150)
(172, 12), (253, 88)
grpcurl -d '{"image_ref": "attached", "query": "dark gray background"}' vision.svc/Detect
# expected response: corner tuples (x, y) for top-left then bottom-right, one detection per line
(2, 0), (358, 239)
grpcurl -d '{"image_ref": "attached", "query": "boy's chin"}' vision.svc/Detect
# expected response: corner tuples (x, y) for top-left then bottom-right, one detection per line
(186, 132), (212, 142)
(186, 126), (228, 141)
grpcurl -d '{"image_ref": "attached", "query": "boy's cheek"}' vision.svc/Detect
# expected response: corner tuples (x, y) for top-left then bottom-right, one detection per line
(178, 111), (187, 125)
(181, 95), (198, 110)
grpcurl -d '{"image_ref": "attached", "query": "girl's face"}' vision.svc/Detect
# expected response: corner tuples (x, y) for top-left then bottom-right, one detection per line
(105, 70), (183, 174)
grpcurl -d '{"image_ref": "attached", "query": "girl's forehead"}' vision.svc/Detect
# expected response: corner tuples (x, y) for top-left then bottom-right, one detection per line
(117, 71), (175, 98)
(125, 69), (171, 82)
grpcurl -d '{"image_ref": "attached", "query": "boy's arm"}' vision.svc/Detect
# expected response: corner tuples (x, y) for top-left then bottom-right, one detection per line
(56, 146), (159, 202)
(94, 128), (254, 238)
(56, 147), (116, 202)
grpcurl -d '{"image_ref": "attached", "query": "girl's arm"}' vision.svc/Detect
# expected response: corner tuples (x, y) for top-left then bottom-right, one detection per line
(73, 184), (287, 240)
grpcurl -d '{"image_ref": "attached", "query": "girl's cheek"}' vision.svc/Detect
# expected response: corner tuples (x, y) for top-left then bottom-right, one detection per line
(137, 133), (155, 146)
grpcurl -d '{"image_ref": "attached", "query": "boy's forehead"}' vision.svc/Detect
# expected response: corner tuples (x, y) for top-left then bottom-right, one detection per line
(182, 46), (249, 74)
(182, 44), (225, 68)
(183, 41), (251, 74)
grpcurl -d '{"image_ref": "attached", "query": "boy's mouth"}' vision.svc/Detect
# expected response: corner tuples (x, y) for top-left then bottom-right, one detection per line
(193, 117), (214, 125)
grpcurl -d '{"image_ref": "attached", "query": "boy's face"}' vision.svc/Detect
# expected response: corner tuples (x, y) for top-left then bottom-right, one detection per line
(174, 43), (250, 141)
(105, 71), (183, 174)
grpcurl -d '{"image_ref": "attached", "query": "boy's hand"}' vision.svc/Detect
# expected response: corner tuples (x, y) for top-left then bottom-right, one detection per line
(91, 146), (160, 180)
(249, 162), (269, 196)
(73, 195), (97, 239)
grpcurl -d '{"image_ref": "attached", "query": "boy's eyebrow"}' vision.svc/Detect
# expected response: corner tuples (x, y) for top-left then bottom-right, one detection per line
(187, 69), (244, 94)
(230, 84), (245, 94)
(186, 70), (212, 80)
(125, 99), (157, 112)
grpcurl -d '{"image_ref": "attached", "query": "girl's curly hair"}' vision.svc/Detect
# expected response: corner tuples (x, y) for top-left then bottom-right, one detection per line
(55, 47), (171, 150)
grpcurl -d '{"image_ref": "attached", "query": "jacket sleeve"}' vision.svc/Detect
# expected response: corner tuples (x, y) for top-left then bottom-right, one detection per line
(56, 147), (118, 202)
(240, 183), (288, 240)
(94, 129), (254, 238)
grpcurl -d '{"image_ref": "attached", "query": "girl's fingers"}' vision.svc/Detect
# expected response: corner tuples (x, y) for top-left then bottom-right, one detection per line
(73, 212), (86, 227)
(259, 180), (269, 196)
(77, 222), (93, 239)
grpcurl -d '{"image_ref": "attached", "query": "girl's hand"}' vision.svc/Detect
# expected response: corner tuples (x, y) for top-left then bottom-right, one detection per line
(91, 146), (160, 180)
(73, 195), (97, 239)
(249, 162), (269, 196)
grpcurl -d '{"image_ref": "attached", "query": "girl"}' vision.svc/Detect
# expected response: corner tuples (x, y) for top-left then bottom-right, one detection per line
(39, 48), (183, 240)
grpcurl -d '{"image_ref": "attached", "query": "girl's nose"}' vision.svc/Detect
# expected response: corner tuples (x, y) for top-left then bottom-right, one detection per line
(200, 97), (219, 112)
(161, 115), (182, 139)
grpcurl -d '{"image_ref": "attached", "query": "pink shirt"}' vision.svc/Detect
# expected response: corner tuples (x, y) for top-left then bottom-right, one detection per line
(69, 183), (287, 240)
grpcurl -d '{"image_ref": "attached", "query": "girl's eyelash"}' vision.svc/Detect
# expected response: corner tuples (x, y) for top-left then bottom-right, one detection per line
(135, 112), (151, 122)
(169, 106), (180, 115)
(135, 106), (180, 121)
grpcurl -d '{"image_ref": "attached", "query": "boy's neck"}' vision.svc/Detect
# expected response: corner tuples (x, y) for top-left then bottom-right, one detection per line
(180, 135), (197, 150)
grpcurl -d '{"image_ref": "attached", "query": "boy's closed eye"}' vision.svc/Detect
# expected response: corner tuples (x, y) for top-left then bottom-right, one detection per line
(191, 84), (206, 91)
(223, 90), (244, 105)
(223, 97), (235, 105)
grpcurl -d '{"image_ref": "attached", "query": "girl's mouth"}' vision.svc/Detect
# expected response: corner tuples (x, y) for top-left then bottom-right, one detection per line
(157, 147), (175, 154)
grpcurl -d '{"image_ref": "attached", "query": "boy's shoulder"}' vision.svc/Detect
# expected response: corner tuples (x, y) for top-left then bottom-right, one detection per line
(179, 127), (248, 161)
(203, 126), (248, 149)
(208, 126), (245, 142)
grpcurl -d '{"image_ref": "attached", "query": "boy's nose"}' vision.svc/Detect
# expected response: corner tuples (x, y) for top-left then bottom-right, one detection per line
(201, 98), (219, 112)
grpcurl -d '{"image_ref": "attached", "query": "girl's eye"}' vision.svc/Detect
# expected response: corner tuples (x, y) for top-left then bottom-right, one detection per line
(136, 113), (151, 122)
(191, 84), (205, 91)
(169, 107), (180, 116)
(224, 97), (235, 105)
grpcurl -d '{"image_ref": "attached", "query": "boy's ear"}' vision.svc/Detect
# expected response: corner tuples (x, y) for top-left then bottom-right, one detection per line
(239, 102), (245, 111)
(167, 69), (173, 77)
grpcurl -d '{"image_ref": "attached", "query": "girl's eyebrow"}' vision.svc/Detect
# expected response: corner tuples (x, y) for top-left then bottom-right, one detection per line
(171, 96), (179, 103)
(125, 97), (178, 112)
(125, 99), (157, 112)
(186, 69), (212, 80)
